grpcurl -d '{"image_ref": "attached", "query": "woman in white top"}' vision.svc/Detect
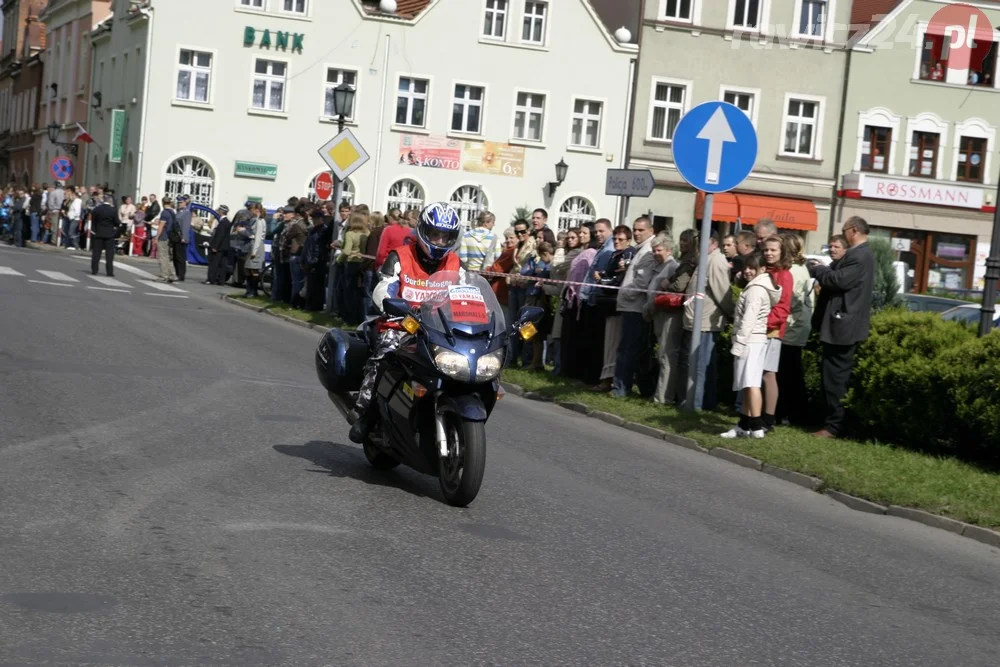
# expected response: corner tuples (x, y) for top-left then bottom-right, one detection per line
(65, 190), (83, 249)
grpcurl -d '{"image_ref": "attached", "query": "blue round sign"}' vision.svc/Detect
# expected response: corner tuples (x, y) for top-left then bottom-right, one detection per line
(50, 156), (74, 181)
(672, 102), (758, 194)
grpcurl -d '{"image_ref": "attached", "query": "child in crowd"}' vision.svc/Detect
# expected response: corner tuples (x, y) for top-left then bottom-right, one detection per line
(722, 252), (782, 439)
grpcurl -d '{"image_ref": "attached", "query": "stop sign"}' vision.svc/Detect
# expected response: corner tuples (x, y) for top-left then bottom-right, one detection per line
(314, 172), (334, 201)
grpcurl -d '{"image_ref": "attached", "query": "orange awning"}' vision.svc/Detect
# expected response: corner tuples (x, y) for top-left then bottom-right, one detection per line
(695, 191), (818, 232)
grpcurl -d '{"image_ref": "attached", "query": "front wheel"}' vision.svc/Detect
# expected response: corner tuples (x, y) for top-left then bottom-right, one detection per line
(438, 415), (486, 507)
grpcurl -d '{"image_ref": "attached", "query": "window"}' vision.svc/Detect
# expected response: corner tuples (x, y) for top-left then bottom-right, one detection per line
(918, 30), (998, 86)
(648, 80), (687, 142)
(798, 0), (826, 38)
(861, 126), (891, 173)
(176, 49), (212, 104)
(281, 0), (306, 14)
(732, 0), (760, 29)
(522, 1), (547, 44)
(782, 97), (819, 157)
(308, 173), (355, 204)
(164, 156), (215, 207)
(956, 136), (986, 183)
(570, 99), (603, 148)
(252, 59), (287, 112)
(660, 0), (692, 21)
(387, 178), (425, 212)
(239, 0), (264, 7)
(723, 89), (754, 120)
(513, 91), (545, 141)
(557, 196), (596, 232)
(451, 84), (484, 134)
(323, 68), (357, 119)
(449, 185), (489, 225)
(909, 131), (939, 178)
(483, 0), (507, 39)
(396, 76), (428, 127)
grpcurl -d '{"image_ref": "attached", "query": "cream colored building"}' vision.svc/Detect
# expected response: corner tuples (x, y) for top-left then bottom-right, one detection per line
(86, 0), (638, 229)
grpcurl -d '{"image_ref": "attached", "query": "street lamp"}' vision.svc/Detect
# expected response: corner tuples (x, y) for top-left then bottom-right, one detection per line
(979, 178), (1000, 336)
(46, 122), (78, 156)
(547, 158), (568, 198)
(325, 82), (357, 315)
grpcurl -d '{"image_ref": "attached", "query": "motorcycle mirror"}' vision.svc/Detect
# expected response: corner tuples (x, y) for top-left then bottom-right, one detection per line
(383, 298), (413, 318)
(517, 306), (545, 325)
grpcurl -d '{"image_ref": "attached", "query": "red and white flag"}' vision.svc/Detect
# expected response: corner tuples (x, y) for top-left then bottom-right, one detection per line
(73, 122), (94, 144)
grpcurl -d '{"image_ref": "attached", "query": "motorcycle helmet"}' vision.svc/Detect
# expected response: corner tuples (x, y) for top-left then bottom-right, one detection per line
(416, 202), (462, 261)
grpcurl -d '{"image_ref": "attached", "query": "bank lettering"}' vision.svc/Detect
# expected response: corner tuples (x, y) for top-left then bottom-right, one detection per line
(244, 26), (304, 53)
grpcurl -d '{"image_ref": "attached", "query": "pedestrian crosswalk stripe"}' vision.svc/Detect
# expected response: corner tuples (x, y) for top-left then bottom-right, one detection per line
(88, 286), (131, 293)
(88, 275), (132, 288)
(103, 261), (158, 280)
(37, 270), (79, 282)
(139, 279), (187, 293)
(0, 266), (25, 276)
(28, 279), (73, 287)
(144, 293), (188, 299)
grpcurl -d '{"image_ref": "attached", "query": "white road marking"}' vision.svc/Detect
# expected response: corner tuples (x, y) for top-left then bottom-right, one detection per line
(139, 280), (187, 293)
(28, 280), (73, 287)
(144, 293), (188, 299)
(36, 270), (79, 282)
(87, 275), (132, 288)
(88, 286), (131, 293)
(104, 262), (159, 280)
(0, 266), (25, 276)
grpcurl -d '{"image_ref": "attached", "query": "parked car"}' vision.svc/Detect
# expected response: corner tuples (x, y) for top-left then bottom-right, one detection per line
(940, 304), (1000, 327)
(902, 293), (968, 314)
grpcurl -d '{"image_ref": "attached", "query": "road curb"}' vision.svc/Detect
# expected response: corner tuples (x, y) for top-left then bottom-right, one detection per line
(710, 447), (763, 471)
(762, 464), (824, 491)
(223, 302), (1000, 549)
(825, 490), (888, 515)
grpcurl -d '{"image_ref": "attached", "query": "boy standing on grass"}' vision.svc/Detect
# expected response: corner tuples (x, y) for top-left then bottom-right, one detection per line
(722, 252), (782, 439)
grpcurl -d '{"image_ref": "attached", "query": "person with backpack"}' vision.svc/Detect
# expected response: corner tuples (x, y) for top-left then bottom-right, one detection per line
(155, 197), (179, 283)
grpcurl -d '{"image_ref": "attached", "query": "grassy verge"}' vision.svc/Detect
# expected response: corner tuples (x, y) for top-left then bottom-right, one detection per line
(232, 294), (348, 329)
(228, 292), (1000, 529)
(502, 367), (1000, 530)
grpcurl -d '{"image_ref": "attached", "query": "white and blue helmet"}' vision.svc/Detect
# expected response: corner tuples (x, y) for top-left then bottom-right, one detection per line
(416, 202), (462, 261)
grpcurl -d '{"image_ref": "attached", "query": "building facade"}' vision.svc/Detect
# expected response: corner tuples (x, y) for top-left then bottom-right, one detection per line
(86, 0), (639, 229)
(34, 0), (111, 187)
(625, 0), (853, 248)
(1, 0), (47, 186)
(837, 0), (1000, 293)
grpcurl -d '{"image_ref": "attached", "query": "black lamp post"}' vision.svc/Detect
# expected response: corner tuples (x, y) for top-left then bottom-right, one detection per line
(46, 122), (78, 157)
(325, 82), (357, 315)
(547, 158), (568, 198)
(979, 177), (1000, 336)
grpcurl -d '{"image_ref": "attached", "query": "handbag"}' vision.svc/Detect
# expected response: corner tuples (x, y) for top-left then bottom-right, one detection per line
(654, 292), (685, 310)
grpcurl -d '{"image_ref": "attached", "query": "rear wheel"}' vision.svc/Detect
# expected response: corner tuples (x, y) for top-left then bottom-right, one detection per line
(363, 434), (399, 471)
(438, 414), (486, 507)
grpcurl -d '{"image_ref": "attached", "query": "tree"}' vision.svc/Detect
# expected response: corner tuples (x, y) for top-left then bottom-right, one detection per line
(870, 237), (903, 312)
(511, 206), (531, 224)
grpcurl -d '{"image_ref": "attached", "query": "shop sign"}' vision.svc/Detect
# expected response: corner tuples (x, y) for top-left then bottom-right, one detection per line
(109, 110), (126, 164)
(243, 27), (304, 53)
(398, 135), (462, 171)
(235, 160), (278, 180)
(858, 174), (984, 209)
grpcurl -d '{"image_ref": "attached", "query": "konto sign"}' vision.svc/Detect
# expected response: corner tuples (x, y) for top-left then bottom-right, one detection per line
(929, 3), (994, 78)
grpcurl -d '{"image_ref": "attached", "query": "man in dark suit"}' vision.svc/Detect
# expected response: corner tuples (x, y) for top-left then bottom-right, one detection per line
(89, 195), (119, 277)
(206, 205), (232, 285)
(807, 216), (876, 439)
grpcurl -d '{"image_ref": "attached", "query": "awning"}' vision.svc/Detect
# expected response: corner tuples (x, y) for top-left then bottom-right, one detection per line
(695, 191), (818, 232)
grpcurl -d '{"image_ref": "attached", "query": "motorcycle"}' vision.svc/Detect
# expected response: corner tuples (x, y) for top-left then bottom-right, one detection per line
(315, 270), (543, 507)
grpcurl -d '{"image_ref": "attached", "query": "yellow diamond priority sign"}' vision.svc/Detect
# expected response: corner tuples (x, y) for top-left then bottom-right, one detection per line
(317, 128), (370, 181)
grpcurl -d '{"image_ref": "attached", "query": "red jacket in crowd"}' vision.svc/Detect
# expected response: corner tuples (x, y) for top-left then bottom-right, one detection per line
(766, 266), (793, 338)
(374, 224), (414, 269)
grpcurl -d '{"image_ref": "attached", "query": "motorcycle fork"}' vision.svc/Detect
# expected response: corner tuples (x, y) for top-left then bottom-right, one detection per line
(433, 393), (449, 458)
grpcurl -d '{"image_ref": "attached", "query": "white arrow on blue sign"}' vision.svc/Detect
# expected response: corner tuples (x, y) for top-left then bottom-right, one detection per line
(672, 101), (758, 194)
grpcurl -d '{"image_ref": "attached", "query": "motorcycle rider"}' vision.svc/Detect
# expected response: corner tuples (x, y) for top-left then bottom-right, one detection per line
(349, 202), (464, 444)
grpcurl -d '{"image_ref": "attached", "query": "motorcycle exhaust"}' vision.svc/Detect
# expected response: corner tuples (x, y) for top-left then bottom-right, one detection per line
(328, 391), (358, 425)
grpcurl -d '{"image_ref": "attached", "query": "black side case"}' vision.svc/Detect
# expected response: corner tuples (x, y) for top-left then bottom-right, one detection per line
(315, 329), (369, 393)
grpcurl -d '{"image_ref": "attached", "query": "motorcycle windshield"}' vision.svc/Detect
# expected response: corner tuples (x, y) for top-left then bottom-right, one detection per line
(416, 271), (507, 337)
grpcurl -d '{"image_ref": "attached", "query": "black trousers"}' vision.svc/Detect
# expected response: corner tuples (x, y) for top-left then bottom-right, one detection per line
(171, 241), (187, 281)
(821, 342), (857, 435)
(775, 344), (808, 424)
(207, 250), (225, 284)
(305, 266), (327, 311)
(90, 237), (115, 275)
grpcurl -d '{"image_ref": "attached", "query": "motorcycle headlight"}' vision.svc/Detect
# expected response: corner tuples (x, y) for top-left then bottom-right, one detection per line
(432, 346), (471, 381)
(476, 349), (505, 380)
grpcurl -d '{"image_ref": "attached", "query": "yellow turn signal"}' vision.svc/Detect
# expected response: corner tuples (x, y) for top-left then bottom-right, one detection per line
(519, 321), (537, 341)
(402, 316), (421, 335)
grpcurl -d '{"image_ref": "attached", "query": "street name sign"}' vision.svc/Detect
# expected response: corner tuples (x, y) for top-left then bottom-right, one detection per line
(605, 168), (655, 197)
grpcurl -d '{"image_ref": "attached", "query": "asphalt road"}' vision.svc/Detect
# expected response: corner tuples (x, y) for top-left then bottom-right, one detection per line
(2, 243), (999, 667)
